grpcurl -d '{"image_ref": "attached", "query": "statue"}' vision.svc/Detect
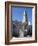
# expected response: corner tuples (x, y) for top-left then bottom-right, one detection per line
(19, 8), (28, 37)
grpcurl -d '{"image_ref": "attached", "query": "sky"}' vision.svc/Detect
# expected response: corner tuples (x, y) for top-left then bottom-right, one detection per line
(11, 7), (32, 25)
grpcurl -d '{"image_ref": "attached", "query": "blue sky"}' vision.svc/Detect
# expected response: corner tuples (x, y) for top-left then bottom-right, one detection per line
(11, 7), (32, 25)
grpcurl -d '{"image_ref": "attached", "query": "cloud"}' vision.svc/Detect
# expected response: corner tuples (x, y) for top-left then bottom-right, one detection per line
(22, 11), (26, 23)
(28, 21), (31, 25)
